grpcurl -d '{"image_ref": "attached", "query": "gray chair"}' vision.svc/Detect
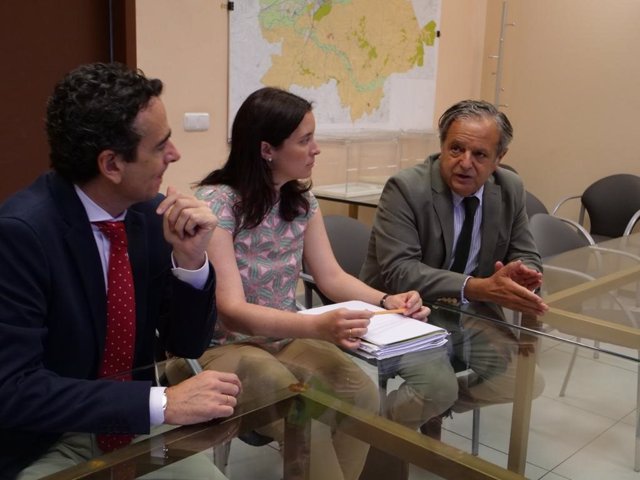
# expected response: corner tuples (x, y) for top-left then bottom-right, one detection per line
(552, 174), (640, 241)
(530, 213), (640, 470)
(529, 214), (637, 378)
(301, 215), (482, 454)
(301, 214), (371, 307)
(498, 163), (518, 174)
(529, 213), (594, 258)
(525, 191), (548, 219)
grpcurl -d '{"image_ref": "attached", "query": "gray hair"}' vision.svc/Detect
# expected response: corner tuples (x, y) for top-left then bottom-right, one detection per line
(438, 100), (513, 157)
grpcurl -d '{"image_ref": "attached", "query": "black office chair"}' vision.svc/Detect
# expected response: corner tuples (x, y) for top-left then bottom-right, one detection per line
(552, 174), (640, 241)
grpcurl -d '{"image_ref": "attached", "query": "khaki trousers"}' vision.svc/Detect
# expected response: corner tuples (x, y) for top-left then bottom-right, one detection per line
(17, 425), (227, 479)
(166, 339), (380, 480)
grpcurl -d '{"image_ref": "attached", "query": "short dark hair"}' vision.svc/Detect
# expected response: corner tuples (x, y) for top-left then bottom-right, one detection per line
(46, 62), (163, 183)
(199, 87), (313, 232)
(438, 100), (513, 157)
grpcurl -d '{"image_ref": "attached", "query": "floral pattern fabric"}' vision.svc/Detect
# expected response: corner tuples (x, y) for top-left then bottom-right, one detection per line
(195, 184), (318, 352)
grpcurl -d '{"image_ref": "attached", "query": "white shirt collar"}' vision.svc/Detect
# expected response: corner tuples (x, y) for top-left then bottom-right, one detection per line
(74, 185), (126, 222)
(451, 185), (484, 208)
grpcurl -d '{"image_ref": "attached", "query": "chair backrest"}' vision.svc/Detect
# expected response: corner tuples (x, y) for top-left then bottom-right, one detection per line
(302, 215), (371, 306)
(499, 163), (518, 174)
(323, 215), (372, 277)
(529, 213), (591, 259)
(581, 174), (640, 239)
(525, 191), (548, 219)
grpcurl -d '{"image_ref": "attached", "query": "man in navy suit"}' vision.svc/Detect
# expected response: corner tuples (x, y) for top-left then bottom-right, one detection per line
(0, 63), (241, 479)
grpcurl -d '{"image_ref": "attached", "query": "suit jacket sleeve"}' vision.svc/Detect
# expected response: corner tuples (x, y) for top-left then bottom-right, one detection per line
(0, 194), (216, 438)
(501, 179), (543, 273)
(363, 165), (469, 300)
(360, 159), (542, 302)
(0, 216), (151, 436)
(130, 196), (217, 360)
(159, 266), (216, 358)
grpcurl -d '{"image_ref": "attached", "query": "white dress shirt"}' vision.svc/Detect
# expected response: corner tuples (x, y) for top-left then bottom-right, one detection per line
(75, 186), (208, 426)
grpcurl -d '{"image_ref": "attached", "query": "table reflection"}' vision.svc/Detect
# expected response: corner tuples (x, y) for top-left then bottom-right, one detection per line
(45, 357), (521, 480)
(45, 285), (640, 479)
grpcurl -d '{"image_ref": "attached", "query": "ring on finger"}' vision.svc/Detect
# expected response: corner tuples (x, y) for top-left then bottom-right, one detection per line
(348, 328), (353, 337)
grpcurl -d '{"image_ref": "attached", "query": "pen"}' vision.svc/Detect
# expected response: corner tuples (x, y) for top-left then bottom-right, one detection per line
(371, 308), (406, 316)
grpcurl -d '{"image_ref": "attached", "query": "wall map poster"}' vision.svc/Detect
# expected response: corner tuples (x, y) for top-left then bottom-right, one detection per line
(229, 0), (441, 135)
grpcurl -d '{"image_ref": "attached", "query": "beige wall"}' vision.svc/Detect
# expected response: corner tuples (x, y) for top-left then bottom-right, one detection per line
(136, 0), (488, 211)
(136, 0), (230, 195)
(480, 0), (640, 218)
(137, 1), (640, 227)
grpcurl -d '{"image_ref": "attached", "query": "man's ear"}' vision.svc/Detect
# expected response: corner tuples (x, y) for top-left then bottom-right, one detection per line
(97, 150), (124, 184)
(260, 141), (274, 161)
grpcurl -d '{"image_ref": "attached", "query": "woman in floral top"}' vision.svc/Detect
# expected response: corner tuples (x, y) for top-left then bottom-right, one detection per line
(169, 87), (428, 480)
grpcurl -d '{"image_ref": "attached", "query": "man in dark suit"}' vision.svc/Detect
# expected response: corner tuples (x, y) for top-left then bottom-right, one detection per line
(0, 63), (241, 479)
(360, 100), (547, 438)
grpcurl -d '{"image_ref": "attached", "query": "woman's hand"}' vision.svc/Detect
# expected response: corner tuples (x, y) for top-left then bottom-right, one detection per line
(312, 308), (373, 350)
(384, 290), (430, 320)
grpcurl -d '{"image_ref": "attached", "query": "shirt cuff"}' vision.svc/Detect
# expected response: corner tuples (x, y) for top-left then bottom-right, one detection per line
(149, 386), (167, 426)
(460, 275), (472, 304)
(171, 251), (209, 290)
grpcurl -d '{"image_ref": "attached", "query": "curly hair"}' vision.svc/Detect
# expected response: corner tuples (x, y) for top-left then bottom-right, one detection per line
(198, 87), (313, 232)
(46, 62), (163, 183)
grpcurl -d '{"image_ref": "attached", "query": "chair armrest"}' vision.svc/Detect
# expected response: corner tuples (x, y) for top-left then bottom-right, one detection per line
(551, 195), (580, 215)
(554, 216), (596, 245)
(624, 209), (640, 236)
(299, 271), (316, 285)
(185, 358), (203, 375)
(298, 271), (334, 307)
(589, 246), (640, 263)
(543, 264), (596, 282)
(552, 195), (586, 224)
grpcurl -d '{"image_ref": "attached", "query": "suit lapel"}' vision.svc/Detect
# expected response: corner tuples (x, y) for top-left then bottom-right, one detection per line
(50, 173), (107, 351)
(478, 180), (502, 274)
(125, 210), (149, 357)
(430, 157), (455, 264)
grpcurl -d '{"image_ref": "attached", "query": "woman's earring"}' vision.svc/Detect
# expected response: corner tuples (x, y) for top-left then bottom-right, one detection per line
(266, 157), (272, 163)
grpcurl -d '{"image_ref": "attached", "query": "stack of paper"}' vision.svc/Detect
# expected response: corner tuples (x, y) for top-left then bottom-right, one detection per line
(299, 300), (449, 360)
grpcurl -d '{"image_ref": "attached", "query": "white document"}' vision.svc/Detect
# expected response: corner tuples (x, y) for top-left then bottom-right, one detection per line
(299, 300), (449, 359)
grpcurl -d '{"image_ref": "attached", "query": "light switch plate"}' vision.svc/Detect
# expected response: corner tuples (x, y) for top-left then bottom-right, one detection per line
(183, 112), (210, 131)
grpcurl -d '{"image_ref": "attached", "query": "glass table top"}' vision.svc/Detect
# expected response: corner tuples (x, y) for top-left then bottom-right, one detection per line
(537, 232), (640, 355)
(38, 234), (640, 480)
(45, 292), (640, 479)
